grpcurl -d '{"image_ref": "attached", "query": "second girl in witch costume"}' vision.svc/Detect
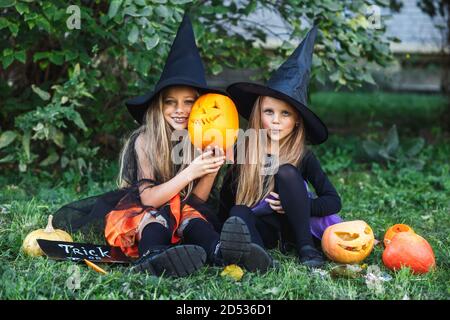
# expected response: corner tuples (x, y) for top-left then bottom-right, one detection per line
(219, 26), (343, 270)
(53, 15), (270, 277)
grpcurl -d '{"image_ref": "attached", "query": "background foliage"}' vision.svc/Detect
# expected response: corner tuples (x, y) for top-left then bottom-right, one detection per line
(0, 0), (396, 177)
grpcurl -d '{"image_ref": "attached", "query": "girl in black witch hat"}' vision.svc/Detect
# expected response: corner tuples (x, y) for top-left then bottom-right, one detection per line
(53, 14), (262, 277)
(220, 26), (343, 269)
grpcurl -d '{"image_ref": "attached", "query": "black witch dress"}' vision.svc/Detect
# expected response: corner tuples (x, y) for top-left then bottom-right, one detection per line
(53, 131), (220, 258)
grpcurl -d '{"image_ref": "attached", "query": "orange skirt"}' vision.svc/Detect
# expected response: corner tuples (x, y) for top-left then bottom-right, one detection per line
(104, 193), (206, 258)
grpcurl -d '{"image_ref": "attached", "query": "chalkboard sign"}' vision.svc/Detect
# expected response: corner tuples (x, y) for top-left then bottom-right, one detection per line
(37, 239), (131, 264)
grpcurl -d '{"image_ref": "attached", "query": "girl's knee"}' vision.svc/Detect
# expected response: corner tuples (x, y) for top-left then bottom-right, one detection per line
(138, 220), (170, 242)
(179, 217), (210, 236)
(275, 164), (298, 182)
(137, 218), (168, 241)
(230, 205), (253, 218)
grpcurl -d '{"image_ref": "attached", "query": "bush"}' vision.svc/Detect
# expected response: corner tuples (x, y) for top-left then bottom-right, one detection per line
(0, 0), (395, 177)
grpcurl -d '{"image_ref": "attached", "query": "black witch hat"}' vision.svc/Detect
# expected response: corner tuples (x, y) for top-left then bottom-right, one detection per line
(227, 26), (328, 145)
(126, 14), (221, 124)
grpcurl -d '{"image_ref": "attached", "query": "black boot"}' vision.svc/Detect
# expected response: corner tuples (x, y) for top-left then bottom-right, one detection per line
(220, 216), (274, 273)
(132, 245), (207, 277)
(298, 244), (325, 268)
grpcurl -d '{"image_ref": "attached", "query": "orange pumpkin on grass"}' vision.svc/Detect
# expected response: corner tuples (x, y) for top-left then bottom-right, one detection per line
(382, 232), (435, 274)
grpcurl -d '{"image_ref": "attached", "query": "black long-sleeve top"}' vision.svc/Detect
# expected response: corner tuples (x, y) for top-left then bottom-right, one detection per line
(218, 150), (342, 224)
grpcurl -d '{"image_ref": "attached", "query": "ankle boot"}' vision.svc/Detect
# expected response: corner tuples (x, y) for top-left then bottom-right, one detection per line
(220, 216), (274, 273)
(132, 244), (206, 277)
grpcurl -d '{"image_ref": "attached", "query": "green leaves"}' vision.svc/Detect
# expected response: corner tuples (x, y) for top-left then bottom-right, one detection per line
(2, 48), (15, 69)
(170, 0), (192, 4)
(385, 125), (399, 155)
(0, 47), (25, 69)
(0, 131), (17, 149)
(39, 150), (59, 166)
(155, 5), (171, 19)
(14, 50), (26, 63)
(211, 63), (223, 75)
(0, 0), (15, 8)
(361, 125), (426, 170)
(31, 85), (51, 101)
(128, 25), (139, 44)
(0, 0), (396, 175)
(5, 63), (95, 172)
(362, 125), (399, 162)
(143, 35), (160, 50)
(108, 0), (123, 19)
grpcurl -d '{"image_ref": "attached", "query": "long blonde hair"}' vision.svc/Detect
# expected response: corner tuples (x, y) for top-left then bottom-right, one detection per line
(236, 96), (307, 207)
(118, 89), (196, 199)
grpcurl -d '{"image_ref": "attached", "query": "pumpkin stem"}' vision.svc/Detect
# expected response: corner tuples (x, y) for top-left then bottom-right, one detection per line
(44, 215), (55, 233)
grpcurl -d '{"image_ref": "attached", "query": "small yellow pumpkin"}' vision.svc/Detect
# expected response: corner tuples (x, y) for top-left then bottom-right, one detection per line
(22, 215), (73, 257)
(322, 220), (375, 264)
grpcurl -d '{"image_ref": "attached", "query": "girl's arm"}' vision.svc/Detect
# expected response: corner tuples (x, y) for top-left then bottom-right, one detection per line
(192, 147), (224, 202)
(218, 166), (237, 224)
(192, 173), (217, 202)
(135, 135), (224, 208)
(302, 151), (342, 217)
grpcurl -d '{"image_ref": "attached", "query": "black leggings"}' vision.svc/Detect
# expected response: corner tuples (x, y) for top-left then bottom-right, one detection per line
(230, 164), (315, 252)
(138, 218), (220, 261)
(182, 218), (220, 261)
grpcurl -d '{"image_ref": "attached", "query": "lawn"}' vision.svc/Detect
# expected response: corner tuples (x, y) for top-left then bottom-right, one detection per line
(1, 129), (449, 300)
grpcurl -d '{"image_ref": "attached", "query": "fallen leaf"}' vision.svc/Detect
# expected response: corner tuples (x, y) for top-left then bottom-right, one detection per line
(221, 264), (244, 281)
(330, 264), (364, 278)
(263, 286), (281, 295)
(312, 269), (329, 278)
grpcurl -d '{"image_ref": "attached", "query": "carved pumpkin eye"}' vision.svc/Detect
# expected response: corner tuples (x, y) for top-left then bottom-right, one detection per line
(335, 232), (360, 241)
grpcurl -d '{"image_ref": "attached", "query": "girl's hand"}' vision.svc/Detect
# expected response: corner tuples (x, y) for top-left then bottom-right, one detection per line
(203, 146), (225, 178)
(186, 146), (225, 181)
(265, 192), (285, 214)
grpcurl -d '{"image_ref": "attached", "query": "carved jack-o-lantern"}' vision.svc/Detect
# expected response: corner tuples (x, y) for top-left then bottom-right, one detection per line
(322, 220), (375, 264)
(188, 93), (239, 151)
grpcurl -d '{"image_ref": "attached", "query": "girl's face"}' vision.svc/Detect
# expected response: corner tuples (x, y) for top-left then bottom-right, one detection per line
(260, 96), (299, 142)
(162, 86), (198, 130)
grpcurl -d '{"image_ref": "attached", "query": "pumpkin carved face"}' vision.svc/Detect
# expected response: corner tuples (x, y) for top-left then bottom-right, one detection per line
(384, 224), (415, 247)
(188, 93), (239, 151)
(322, 220), (375, 264)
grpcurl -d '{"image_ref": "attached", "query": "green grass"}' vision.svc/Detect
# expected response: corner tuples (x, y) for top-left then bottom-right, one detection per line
(1, 133), (449, 300)
(311, 92), (449, 132)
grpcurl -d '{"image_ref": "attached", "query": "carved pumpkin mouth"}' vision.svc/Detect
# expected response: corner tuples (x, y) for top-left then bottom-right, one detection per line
(338, 243), (370, 252)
